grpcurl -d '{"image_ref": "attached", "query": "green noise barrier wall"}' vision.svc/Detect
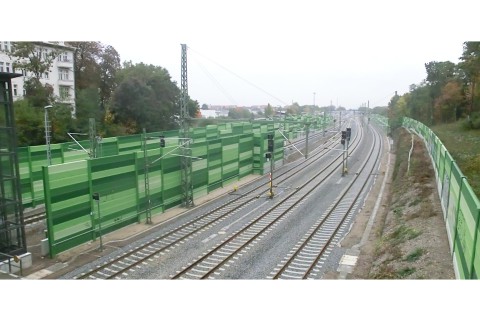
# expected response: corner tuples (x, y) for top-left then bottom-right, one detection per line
(20, 117), (328, 209)
(402, 117), (480, 279)
(23, 114), (333, 257)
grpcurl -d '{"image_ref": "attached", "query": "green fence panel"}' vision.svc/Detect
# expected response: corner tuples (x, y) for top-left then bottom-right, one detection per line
(206, 125), (219, 139)
(90, 153), (139, 232)
(161, 152), (182, 209)
(474, 215), (480, 279)
(62, 142), (89, 163)
(162, 170), (182, 209)
(118, 134), (142, 154)
(18, 147), (34, 207)
(44, 160), (91, 257)
(193, 160), (208, 197)
(437, 144), (446, 192)
(453, 180), (480, 279)
(136, 148), (163, 215)
(447, 161), (463, 245)
(98, 137), (119, 157)
(404, 116), (480, 279)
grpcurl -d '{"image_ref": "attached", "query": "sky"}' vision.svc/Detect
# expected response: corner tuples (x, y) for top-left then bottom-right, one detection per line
(8, 0), (479, 109)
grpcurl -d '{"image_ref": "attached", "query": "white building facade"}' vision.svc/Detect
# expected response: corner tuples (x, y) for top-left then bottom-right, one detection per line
(0, 41), (76, 113)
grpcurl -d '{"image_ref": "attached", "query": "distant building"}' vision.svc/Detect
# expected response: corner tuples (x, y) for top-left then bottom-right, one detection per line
(0, 41), (76, 114)
(199, 109), (218, 118)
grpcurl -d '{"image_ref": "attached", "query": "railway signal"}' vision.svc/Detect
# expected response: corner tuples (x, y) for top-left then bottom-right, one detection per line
(266, 133), (274, 198)
(160, 135), (165, 148)
(267, 133), (274, 152)
(341, 130), (346, 145)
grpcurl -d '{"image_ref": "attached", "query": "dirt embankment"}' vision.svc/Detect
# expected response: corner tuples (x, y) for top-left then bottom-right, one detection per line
(349, 127), (455, 279)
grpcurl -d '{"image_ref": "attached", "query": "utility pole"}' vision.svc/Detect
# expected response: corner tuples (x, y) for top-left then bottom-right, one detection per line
(180, 44), (194, 208)
(304, 123), (310, 159)
(44, 105), (53, 165)
(142, 129), (152, 224)
(323, 111), (326, 137)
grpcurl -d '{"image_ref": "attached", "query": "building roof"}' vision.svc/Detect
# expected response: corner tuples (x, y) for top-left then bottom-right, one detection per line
(0, 72), (22, 80)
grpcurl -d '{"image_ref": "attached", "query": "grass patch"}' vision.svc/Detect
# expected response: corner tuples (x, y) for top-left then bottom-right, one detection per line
(409, 197), (422, 207)
(432, 121), (480, 198)
(397, 267), (416, 278)
(371, 264), (397, 279)
(405, 248), (424, 262)
(388, 225), (421, 245)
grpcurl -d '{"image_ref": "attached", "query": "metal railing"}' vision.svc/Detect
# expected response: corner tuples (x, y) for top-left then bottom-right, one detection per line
(0, 252), (23, 276)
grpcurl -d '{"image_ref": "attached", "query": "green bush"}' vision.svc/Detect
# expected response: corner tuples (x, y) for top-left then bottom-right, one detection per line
(463, 112), (480, 129)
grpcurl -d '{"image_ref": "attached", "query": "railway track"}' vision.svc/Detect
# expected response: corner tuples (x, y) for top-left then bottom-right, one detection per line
(269, 123), (383, 279)
(23, 211), (46, 225)
(71, 119), (361, 279)
(170, 119), (377, 279)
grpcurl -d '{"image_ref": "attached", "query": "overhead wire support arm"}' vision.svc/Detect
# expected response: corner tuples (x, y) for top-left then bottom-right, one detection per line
(276, 128), (304, 157)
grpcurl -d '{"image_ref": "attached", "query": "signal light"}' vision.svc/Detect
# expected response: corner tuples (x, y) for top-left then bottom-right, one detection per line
(265, 152), (272, 159)
(341, 138), (345, 145)
(346, 128), (351, 140)
(267, 133), (274, 152)
(160, 135), (165, 147)
(341, 130), (347, 140)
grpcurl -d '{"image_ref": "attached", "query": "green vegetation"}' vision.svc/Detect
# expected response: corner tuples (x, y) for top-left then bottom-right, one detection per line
(383, 41), (480, 198)
(10, 41), (200, 146)
(397, 267), (416, 278)
(387, 41), (480, 132)
(405, 248), (424, 262)
(431, 121), (480, 197)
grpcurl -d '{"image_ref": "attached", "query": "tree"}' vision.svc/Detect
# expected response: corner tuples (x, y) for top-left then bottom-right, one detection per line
(434, 81), (464, 123)
(264, 104), (274, 118)
(228, 107), (252, 119)
(9, 42), (58, 107)
(111, 77), (155, 133)
(67, 41), (121, 125)
(286, 102), (300, 115)
(9, 42), (59, 79)
(425, 61), (457, 125)
(111, 63), (192, 133)
(66, 41), (102, 91)
(406, 82), (432, 124)
(74, 88), (102, 133)
(458, 41), (480, 116)
(13, 99), (44, 146)
(98, 45), (121, 110)
(23, 78), (55, 108)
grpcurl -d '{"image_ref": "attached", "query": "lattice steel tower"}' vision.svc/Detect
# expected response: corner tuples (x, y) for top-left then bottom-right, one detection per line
(180, 44), (194, 207)
(0, 72), (26, 256)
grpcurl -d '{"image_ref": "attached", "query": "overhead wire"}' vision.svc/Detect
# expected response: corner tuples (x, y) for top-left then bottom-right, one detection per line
(190, 54), (239, 106)
(188, 46), (290, 106)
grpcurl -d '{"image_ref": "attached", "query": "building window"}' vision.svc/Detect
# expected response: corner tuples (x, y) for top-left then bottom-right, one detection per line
(0, 42), (2, 51)
(6, 62), (11, 73)
(0, 62), (4, 72)
(44, 72), (49, 79)
(59, 86), (70, 100)
(13, 84), (17, 96)
(58, 52), (69, 62)
(22, 69), (27, 77)
(3, 41), (9, 52)
(59, 68), (69, 80)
